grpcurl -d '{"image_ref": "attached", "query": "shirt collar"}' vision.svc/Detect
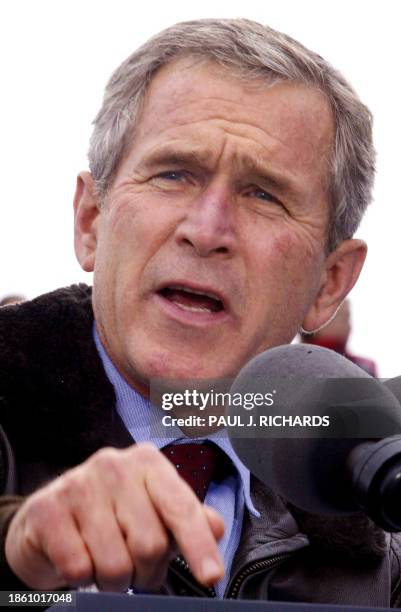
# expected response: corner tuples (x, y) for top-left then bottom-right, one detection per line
(93, 324), (259, 517)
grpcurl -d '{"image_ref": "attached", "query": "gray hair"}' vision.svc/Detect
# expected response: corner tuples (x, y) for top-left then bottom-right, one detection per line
(88, 18), (375, 251)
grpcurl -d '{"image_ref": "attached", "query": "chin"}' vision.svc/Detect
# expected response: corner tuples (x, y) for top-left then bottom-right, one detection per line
(135, 349), (229, 383)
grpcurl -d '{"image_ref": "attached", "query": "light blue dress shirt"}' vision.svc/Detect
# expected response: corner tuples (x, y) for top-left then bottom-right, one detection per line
(93, 326), (259, 597)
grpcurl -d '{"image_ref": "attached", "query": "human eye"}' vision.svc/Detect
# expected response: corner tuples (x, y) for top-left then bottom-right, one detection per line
(155, 170), (187, 182)
(150, 169), (198, 193)
(248, 186), (282, 205)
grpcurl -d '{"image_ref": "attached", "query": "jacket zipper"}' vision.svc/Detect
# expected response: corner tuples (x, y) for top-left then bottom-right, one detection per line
(170, 552), (291, 599)
(226, 553), (291, 599)
(170, 556), (216, 597)
(391, 568), (401, 608)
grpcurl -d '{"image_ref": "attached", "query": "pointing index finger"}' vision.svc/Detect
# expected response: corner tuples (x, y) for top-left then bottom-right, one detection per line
(144, 454), (225, 586)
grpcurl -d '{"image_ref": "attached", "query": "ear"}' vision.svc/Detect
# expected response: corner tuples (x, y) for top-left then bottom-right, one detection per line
(73, 171), (101, 272)
(301, 239), (367, 333)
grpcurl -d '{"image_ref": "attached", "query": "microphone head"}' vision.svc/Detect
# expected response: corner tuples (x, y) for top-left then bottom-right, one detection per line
(383, 376), (401, 403)
(228, 344), (401, 514)
(234, 343), (372, 378)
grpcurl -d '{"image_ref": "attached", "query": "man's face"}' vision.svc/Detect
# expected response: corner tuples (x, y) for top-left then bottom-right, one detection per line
(79, 59), (337, 393)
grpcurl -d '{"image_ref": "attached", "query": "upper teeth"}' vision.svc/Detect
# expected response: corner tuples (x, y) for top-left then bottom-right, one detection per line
(169, 285), (221, 302)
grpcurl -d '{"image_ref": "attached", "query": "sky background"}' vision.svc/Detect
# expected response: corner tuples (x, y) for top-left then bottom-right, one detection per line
(1, 1), (400, 376)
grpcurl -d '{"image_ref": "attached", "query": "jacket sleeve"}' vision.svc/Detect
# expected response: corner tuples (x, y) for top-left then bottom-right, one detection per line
(0, 425), (30, 588)
(0, 425), (18, 494)
(0, 495), (29, 589)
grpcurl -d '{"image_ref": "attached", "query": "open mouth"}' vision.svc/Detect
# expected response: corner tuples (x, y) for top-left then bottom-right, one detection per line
(158, 285), (224, 314)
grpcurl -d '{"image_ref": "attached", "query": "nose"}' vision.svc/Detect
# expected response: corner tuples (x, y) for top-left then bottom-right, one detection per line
(175, 187), (237, 257)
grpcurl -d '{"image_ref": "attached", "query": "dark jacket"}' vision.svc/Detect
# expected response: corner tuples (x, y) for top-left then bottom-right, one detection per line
(1, 285), (401, 607)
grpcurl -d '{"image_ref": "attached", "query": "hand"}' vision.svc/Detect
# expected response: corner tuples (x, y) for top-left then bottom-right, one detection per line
(5, 443), (225, 591)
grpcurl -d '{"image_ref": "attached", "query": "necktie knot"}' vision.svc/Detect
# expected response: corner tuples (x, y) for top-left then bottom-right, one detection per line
(162, 442), (231, 501)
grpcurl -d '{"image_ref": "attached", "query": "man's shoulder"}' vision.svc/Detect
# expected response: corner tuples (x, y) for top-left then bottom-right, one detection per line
(0, 284), (94, 376)
(0, 284), (120, 465)
(0, 284), (93, 349)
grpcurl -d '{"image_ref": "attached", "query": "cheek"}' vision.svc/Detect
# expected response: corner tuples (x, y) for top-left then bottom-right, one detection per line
(253, 230), (310, 278)
(95, 203), (153, 287)
(92, 205), (142, 315)
(105, 195), (181, 259)
(274, 226), (318, 261)
(105, 200), (143, 248)
(250, 230), (322, 315)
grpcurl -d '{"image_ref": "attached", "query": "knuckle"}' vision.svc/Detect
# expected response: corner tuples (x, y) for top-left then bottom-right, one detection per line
(57, 468), (90, 502)
(90, 447), (128, 484)
(131, 443), (160, 466)
(133, 533), (169, 563)
(61, 556), (93, 584)
(163, 491), (198, 526)
(91, 447), (121, 468)
(25, 489), (60, 527)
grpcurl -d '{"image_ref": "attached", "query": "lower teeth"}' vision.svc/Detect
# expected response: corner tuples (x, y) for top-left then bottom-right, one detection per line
(173, 301), (212, 313)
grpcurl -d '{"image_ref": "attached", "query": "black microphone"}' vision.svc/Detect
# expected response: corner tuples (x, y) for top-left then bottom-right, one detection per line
(227, 344), (401, 531)
(384, 375), (401, 403)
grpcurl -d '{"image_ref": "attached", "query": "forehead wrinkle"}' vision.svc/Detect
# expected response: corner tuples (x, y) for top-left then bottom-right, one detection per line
(138, 142), (212, 169)
(136, 115), (294, 178)
(165, 93), (265, 116)
(205, 116), (328, 161)
(152, 106), (292, 152)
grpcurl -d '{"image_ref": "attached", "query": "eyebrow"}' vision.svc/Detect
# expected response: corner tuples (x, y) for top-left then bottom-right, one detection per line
(139, 145), (302, 201)
(139, 146), (210, 171)
(238, 153), (301, 201)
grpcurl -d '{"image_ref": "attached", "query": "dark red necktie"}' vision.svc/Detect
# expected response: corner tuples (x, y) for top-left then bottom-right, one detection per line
(161, 442), (230, 501)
